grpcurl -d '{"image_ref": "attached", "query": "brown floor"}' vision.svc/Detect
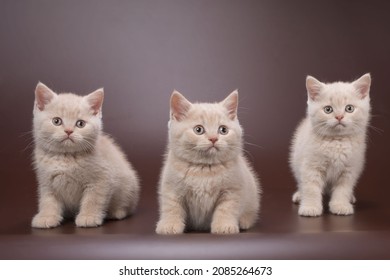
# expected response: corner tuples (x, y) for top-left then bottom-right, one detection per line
(1, 0), (390, 259)
(1, 150), (389, 259)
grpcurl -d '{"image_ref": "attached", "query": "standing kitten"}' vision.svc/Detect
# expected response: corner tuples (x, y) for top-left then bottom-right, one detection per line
(290, 74), (371, 216)
(31, 83), (140, 228)
(156, 90), (261, 234)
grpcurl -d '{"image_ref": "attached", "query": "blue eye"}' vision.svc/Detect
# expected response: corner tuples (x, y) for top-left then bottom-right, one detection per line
(323, 106), (333, 114)
(193, 125), (205, 135)
(218, 125), (229, 135)
(52, 117), (62, 126)
(345, 105), (355, 113)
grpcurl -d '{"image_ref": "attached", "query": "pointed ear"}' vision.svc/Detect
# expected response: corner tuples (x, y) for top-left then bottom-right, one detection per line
(221, 90), (238, 120)
(353, 73), (371, 99)
(306, 76), (323, 101)
(35, 82), (56, 111)
(170, 90), (192, 121)
(85, 88), (104, 115)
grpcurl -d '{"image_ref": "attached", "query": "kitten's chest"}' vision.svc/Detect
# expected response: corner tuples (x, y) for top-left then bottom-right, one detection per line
(184, 184), (221, 230)
(35, 153), (92, 212)
(183, 174), (224, 207)
(183, 164), (225, 188)
(319, 139), (356, 175)
(322, 139), (352, 159)
(45, 155), (84, 179)
(36, 152), (93, 190)
(181, 165), (226, 229)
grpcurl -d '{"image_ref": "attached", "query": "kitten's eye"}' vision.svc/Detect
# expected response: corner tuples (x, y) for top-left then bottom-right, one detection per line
(52, 117), (62, 126)
(345, 105), (355, 113)
(76, 120), (86, 128)
(323, 106), (333, 114)
(218, 125), (229, 135)
(193, 125), (205, 135)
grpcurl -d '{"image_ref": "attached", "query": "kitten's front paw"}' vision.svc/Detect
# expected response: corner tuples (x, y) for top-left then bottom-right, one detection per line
(32, 214), (63, 228)
(298, 205), (323, 217)
(329, 202), (354, 215)
(292, 191), (301, 203)
(75, 214), (103, 227)
(156, 220), (185, 234)
(211, 221), (240, 234)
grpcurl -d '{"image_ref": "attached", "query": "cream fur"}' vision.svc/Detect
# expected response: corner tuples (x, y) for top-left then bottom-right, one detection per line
(156, 90), (261, 234)
(290, 74), (371, 216)
(31, 83), (140, 228)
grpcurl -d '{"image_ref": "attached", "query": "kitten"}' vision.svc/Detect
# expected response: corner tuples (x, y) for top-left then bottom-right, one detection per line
(31, 83), (140, 228)
(290, 74), (371, 216)
(156, 90), (261, 234)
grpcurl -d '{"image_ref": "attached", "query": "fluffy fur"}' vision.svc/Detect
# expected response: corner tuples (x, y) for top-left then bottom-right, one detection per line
(31, 83), (140, 228)
(290, 74), (371, 216)
(156, 90), (261, 234)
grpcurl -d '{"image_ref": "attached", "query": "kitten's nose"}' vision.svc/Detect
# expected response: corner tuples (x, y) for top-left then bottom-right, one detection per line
(335, 115), (344, 121)
(209, 137), (218, 144)
(64, 129), (73, 136)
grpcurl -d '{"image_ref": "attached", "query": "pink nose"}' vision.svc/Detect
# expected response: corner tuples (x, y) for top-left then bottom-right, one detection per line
(209, 137), (218, 144)
(335, 115), (344, 121)
(64, 129), (73, 135)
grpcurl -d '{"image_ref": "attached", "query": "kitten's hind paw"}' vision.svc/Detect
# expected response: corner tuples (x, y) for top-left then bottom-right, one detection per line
(329, 202), (354, 215)
(239, 213), (257, 230)
(32, 214), (63, 228)
(156, 220), (185, 234)
(107, 209), (128, 220)
(292, 191), (301, 203)
(75, 214), (103, 227)
(211, 221), (240, 234)
(298, 205), (323, 217)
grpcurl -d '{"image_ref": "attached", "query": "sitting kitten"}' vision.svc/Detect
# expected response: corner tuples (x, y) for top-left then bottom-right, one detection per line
(290, 74), (371, 216)
(156, 90), (261, 234)
(31, 83), (140, 228)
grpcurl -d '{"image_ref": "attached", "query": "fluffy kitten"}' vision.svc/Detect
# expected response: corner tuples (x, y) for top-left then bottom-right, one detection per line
(156, 90), (261, 234)
(31, 83), (140, 228)
(290, 74), (371, 216)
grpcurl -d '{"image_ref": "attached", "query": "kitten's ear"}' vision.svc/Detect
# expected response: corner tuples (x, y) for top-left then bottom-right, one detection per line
(86, 88), (104, 115)
(306, 76), (323, 101)
(35, 82), (57, 111)
(170, 90), (192, 121)
(353, 73), (371, 99)
(222, 90), (238, 120)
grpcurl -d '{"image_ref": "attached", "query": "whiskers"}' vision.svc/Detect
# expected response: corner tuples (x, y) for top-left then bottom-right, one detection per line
(312, 121), (330, 136)
(22, 130), (97, 155)
(244, 141), (263, 150)
(20, 130), (35, 153)
(367, 124), (384, 135)
(350, 120), (383, 135)
(20, 131), (57, 154)
(79, 136), (96, 153)
(364, 124), (383, 144)
(42, 136), (58, 152)
(349, 122), (366, 134)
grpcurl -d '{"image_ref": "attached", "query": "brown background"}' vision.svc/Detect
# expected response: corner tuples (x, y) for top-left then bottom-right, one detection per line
(0, 0), (389, 259)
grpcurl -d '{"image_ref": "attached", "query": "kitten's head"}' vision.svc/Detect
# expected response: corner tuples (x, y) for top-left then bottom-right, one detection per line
(168, 90), (243, 165)
(33, 82), (104, 154)
(306, 73), (371, 137)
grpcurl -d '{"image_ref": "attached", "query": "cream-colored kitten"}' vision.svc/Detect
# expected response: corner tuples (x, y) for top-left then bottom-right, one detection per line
(156, 90), (261, 234)
(290, 74), (371, 217)
(31, 83), (140, 228)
